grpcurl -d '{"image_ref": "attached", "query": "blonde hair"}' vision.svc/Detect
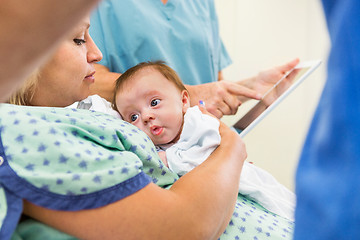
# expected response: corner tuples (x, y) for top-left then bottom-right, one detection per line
(8, 69), (40, 106)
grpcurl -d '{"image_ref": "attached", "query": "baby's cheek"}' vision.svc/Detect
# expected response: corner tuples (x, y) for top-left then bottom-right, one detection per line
(134, 123), (146, 133)
(133, 123), (152, 140)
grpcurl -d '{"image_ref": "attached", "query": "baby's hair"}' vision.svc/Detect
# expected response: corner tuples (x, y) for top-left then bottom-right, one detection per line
(112, 60), (187, 110)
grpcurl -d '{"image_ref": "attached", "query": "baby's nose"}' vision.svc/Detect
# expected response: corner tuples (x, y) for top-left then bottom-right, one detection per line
(142, 111), (155, 123)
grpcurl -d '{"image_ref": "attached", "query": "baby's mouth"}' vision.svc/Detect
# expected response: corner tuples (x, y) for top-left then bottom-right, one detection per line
(150, 125), (163, 136)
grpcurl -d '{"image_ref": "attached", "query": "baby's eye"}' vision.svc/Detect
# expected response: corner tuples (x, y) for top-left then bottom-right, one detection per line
(73, 38), (86, 45)
(151, 99), (160, 107)
(130, 114), (139, 122)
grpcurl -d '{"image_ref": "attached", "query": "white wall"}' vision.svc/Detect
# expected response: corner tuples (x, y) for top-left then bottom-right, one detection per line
(215, 0), (330, 190)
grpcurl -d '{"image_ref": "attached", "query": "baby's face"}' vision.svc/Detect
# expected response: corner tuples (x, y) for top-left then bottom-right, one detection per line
(115, 68), (190, 145)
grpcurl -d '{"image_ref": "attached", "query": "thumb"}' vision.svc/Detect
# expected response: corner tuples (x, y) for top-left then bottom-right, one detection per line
(279, 58), (300, 72)
(198, 100), (216, 119)
(198, 100), (207, 114)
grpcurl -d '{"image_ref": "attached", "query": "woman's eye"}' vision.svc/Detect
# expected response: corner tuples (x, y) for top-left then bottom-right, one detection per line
(130, 114), (139, 122)
(151, 99), (160, 107)
(73, 39), (86, 45)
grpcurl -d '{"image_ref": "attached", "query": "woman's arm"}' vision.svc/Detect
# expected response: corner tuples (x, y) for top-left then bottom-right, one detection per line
(23, 122), (246, 240)
(0, 0), (101, 102)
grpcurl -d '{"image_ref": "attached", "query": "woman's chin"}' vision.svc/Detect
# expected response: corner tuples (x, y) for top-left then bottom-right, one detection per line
(78, 92), (91, 102)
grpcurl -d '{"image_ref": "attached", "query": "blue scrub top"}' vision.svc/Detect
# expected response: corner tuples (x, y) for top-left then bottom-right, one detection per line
(294, 0), (360, 239)
(90, 0), (232, 85)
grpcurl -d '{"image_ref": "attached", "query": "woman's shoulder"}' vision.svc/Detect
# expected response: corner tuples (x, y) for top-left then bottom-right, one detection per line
(0, 103), (180, 238)
(0, 103), (153, 201)
(67, 94), (121, 119)
(0, 103), (155, 238)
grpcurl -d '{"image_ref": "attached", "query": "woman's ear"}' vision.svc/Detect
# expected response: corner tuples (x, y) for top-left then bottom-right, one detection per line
(181, 90), (190, 113)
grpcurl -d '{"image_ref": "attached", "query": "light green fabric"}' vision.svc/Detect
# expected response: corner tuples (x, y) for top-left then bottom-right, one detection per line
(0, 187), (6, 230)
(2, 105), (177, 196)
(0, 104), (293, 239)
(221, 195), (293, 239)
(12, 220), (76, 240)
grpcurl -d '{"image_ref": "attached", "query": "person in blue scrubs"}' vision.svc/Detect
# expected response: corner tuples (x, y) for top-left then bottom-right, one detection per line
(89, 0), (299, 118)
(294, 0), (360, 239)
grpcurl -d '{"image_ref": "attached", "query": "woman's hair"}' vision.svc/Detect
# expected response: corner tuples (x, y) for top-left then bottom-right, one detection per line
(8, 69), (40, 106)
(112, 61), (187, 110)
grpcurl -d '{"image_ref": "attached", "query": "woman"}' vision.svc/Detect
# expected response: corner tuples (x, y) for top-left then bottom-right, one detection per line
(1, 18), (294, 240)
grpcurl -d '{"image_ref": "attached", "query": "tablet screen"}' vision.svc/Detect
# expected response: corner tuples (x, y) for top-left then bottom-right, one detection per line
(233, 60), (321, 137)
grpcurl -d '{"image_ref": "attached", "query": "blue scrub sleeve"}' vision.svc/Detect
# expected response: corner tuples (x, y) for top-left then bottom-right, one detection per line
(219, 39), (233, 71)
(294, 0), (360, 239)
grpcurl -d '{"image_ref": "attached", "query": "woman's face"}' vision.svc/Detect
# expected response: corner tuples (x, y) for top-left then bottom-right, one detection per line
(31, 18), (102, 107)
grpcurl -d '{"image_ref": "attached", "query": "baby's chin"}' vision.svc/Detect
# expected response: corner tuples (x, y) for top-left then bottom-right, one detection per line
(153, 139), (168, 146)
(153, 137), (179, 145)
(152, 136), (175, 146)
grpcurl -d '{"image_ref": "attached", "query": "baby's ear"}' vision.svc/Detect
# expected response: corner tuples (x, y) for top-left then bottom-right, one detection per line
(181, 90), (190, 111)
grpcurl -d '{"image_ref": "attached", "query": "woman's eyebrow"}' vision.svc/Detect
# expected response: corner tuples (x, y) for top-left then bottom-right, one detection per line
(78, 21), (90, 31)
(81, 22), (90, 30)
(73, 22), (90, 34)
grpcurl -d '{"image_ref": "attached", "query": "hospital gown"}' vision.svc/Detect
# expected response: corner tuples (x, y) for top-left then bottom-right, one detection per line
(0, 104), (294, 239)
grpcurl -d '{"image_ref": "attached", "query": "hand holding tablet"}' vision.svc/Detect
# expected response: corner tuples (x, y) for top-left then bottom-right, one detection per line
(233, 60), (322, 138)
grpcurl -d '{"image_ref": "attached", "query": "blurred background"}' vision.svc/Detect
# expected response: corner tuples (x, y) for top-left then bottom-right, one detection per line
(215, 0), (330, 190)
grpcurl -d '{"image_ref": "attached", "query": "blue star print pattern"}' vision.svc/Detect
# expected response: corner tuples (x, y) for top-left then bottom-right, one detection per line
(218, 196), (294, 239)
(0, 104), (294, 239)
(0, 105), (178, 195)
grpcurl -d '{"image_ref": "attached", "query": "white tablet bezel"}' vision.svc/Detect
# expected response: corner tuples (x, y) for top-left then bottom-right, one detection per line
(234, 60), (322, 138)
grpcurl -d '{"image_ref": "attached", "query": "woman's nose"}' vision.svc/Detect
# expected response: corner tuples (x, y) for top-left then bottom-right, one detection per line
(87, 36), (103, 63)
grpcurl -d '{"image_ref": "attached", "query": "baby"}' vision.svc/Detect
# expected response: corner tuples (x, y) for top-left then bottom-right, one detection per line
(113, 61), (296, 221)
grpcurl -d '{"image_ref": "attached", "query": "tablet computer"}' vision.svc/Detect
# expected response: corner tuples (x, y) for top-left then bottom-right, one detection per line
(233, 60), (322, 138)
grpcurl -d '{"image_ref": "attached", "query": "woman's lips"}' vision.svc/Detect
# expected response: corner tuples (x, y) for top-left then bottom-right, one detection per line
(84, 71), (96, 83)
(151, 126), (163, 136)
